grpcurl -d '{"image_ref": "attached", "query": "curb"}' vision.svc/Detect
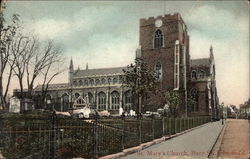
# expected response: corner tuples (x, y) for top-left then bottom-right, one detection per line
(100, 122), (212, 159)
(207, 121), (227, 158)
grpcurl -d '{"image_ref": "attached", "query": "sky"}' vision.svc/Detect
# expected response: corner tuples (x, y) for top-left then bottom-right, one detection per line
(3, 1), (250, 107)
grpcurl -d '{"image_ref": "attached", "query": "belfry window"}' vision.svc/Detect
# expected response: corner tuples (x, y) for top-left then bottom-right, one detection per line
(154, 29), (163, 49)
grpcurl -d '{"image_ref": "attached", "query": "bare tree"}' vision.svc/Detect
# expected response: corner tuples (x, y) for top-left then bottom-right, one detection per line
(0, 13), (20, 111)
(12, 37), (65, 111)
(25, 40), (65, 106)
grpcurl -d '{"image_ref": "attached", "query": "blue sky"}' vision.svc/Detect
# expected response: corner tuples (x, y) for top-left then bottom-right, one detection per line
(3, 1), (249, 106)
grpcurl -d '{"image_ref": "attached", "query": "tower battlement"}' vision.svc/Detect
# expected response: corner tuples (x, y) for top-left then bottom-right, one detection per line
(140, 13), (182, 26)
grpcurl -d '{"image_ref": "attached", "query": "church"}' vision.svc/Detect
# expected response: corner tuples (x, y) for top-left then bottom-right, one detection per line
(33, 13), (219, 118)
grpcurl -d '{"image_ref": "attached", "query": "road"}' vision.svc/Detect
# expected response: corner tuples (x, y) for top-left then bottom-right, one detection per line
(121, 121), (224, 159)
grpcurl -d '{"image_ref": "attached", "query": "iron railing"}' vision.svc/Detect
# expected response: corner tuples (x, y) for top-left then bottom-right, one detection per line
(0, 115), (210, 159)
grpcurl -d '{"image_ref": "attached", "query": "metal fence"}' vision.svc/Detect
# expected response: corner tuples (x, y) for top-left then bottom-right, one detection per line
(0, 115), (210, 159)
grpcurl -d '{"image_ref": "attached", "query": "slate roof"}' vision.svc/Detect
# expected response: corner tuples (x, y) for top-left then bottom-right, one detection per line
(73, 66), (126, 77)
(34, 83), (69, 90)
(191, 58), (211, 67)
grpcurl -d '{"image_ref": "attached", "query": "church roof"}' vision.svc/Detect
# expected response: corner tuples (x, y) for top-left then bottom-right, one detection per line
(73, 66), (126, 77)
(191, 58), (211, 67)
(34, 83), (69, 90)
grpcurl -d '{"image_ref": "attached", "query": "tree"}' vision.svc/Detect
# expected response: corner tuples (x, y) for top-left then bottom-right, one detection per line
(165, 90), (181, 117)
(12, 37), (65, 111)
(0, 12), (21, 111)
(123, 59), (159, 116)
(187, 96), (196, 113)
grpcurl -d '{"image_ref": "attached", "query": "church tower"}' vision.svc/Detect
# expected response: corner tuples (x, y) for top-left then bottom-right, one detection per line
(139, 13), (190, 110)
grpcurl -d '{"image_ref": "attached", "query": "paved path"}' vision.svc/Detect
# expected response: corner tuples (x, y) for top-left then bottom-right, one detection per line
(216, 119), (249, 159)
(121, 121), (223, 159)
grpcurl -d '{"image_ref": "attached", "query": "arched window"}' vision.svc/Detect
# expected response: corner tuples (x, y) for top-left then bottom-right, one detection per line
(113, 78), (118, 84)
(199, 70), (206, 79)
(154, 62), (162, 80)
(108, 78), (112, 84)
(84, 80), (88, 86)
(73, 81), (77, 86)
(90, 79), (94, 85)
(78, 80), (83, 86)
(111, 91), (119, 110)
(87, 92), (94, 108)
(95, 79), (100, 85)
(101, 78), (106, 85)
(45, 94), (52, 109)
(154, 29), (163, 49)
(190, 88), (198, 112)
(62, 93), (69, 111)
(35, 95), (42, 109)
(75, 92), (80, 99)
(191, 70), (197, 79)
(98, 92), (106, 110)
(124, 90), (132, 111)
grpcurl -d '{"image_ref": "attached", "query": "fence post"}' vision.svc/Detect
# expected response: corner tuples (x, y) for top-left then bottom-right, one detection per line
(50, 110), (56, 159)
(93, 116), (98, 158)
(140, 119), (142, 144)
(152, 119), (154, 140)
(162, 117), (165, 137)
(169, 118), (171, 135)
(174, 118), (177, 134)
(122, 117), (125, 150)
(180, 118), (182, 132)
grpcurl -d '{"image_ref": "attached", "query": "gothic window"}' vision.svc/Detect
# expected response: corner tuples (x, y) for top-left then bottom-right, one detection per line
(62, 93), (69, 111)
(90, 79), (94, 85)
(84, 80), (88, 86)
(75, 92), (80, 99)
(199, 70), (206, 79)
(108, 78), (112, 84)
(113, 77), (118, 84)
(124, 90), (132, 111)
(79, 80), (83, 86)
(111, 91), (120, 110)
(35, 95), (42, 109)
(73, 96), (87, 109)
(73, 80), (77, 86)
(87, 92), (94, 108)
(190, 88), (198, 112)
(154, 62), (162, 80)
(45, 94), (52, 109)
(154, 29), (163, 49)
(191, 70), (197, 79)
(98, 92), (106, 110)
(101, 78), (106, 85)
(95, 79), (100, 85)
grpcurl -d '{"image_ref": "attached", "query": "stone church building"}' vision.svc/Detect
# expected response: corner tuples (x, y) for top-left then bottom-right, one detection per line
(33, 13), (219, 118)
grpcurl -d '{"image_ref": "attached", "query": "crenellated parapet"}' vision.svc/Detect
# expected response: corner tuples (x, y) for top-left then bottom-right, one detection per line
(140, 13), (184, 27)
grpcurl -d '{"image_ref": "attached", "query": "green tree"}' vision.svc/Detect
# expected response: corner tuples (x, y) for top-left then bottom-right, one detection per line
(187, 96), (196, 113)
(123, 59), (159, 116)
(165, 90), (181, 117)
